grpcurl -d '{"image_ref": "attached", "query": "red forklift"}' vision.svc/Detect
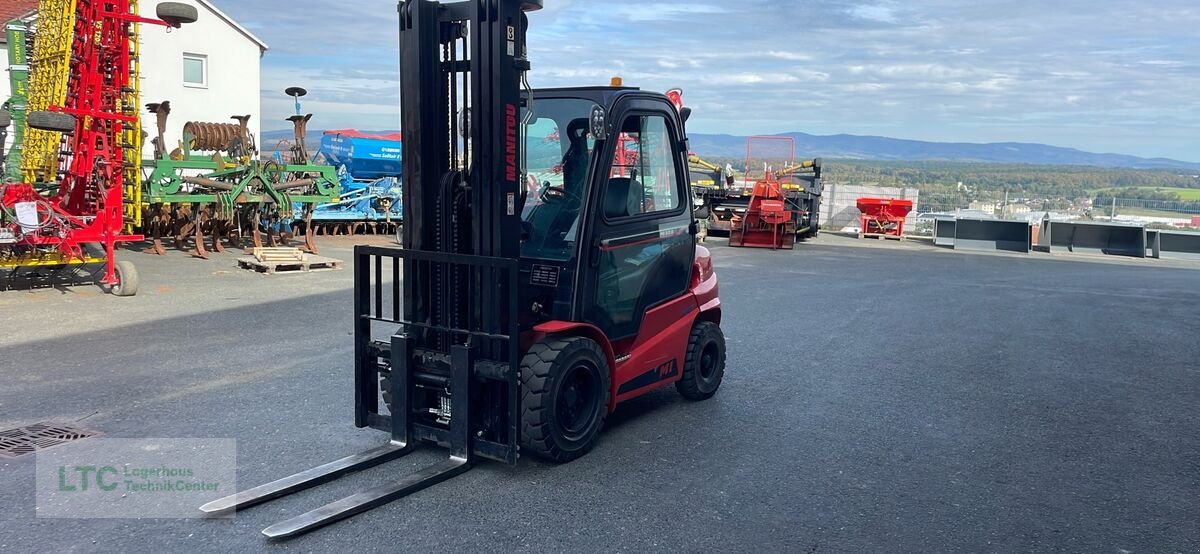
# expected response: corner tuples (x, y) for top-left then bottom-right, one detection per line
(202, 0), (725, 539)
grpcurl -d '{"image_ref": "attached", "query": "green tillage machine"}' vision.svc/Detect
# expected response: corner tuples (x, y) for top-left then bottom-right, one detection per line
(140, 102), (340, 257)
(3, 17), (31, 181)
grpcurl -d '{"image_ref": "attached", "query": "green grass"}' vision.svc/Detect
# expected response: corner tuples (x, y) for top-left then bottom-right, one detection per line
(1090, 186), (1200, 200)
(1112, 206), (1197, 219)
(1169, 188), (1200, 201)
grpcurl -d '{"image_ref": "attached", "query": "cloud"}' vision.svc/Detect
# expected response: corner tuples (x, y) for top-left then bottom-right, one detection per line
(848, 2), (901, 24)
(210, 0), (1200, 161)
(609, 3), (726, 22)
(767, 51), (813, 61)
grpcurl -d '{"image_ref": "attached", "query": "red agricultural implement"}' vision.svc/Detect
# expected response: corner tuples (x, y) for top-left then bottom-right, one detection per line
(729, 170), (795, 249)
(695, 135), (823, 245)
(0, 1), (196, 295)
(857, 197), (913, 240)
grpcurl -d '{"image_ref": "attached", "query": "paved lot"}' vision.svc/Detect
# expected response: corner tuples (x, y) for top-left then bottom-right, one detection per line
(1, 235), (1198, 552)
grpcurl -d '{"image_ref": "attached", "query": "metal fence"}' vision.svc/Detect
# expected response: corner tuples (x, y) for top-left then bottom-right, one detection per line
(1098, 197), (1200, 217)
(819, 187), (1200, 234)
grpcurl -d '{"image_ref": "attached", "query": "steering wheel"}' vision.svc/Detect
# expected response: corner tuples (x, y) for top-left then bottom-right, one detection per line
(541, 185), (568, 203)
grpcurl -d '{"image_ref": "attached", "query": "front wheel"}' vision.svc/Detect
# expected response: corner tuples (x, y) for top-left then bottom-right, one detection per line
(676, 321), (725, 400)
(520, 336), (611, 463)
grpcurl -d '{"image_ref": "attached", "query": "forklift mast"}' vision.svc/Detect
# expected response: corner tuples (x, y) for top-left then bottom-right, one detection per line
(386, 0), (543, 461)
(400, 0), (534, 260)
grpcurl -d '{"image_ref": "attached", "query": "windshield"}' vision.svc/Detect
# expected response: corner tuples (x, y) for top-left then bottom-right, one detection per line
(520, 97), (598, 261)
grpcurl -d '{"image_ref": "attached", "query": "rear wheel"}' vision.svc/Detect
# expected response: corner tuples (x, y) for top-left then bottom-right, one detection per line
(676, 321), (725, 400)
(111, 261), (139, 297)
(520, 336), (610, 463)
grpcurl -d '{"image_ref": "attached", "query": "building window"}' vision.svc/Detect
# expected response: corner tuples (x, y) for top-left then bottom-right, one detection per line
(183, 54), (207, 87)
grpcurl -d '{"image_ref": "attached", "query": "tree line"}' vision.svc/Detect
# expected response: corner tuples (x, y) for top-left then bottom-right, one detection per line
(693, 156), (1200, 200)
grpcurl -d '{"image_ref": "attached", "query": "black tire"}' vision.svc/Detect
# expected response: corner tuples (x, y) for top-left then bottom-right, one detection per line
(521, 337), (610, 463)
(27, 111), (76, 133)
(111, 261), (139, 297)
(0, 111), (11, 128)
(156, 2), (198, 25)
(676, 321), (725, 400)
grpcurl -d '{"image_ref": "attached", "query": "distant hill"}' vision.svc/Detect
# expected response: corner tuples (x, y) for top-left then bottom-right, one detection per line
(261, 129), (399, 152)
(262, 128), (1200, 171)
(688, 132), (1200, 171)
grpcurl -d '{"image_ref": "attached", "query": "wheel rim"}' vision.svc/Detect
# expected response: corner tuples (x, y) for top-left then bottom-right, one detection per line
(556, 364), (600, 441)
(700, 341), (720, 381)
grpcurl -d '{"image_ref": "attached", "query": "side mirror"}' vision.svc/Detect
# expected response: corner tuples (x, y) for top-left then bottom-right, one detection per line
(680, 107), (692, 123)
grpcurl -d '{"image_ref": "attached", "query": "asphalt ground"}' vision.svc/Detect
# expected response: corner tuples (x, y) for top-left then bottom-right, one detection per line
(1, 234), (1198, 552)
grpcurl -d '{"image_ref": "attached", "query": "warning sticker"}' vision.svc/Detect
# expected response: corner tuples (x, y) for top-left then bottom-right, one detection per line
(531, 264), (560, 287)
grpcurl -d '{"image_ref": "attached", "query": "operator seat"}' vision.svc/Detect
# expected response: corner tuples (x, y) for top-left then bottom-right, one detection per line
(604, 177), (644, 219)
(561, 119), (589, 192)
(522, 122), (591, 256)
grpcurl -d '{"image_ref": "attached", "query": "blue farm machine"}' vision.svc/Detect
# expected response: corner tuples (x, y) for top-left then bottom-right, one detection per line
(301, 129), (404, 238)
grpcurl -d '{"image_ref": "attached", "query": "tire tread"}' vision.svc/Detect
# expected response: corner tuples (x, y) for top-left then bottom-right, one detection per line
(520, 337), (610, 463)
(676, 321), (725, 400)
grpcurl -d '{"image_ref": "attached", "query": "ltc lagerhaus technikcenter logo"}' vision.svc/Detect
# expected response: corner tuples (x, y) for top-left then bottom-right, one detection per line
(36, 438), (236, 519)
(56, 464), (221, 493)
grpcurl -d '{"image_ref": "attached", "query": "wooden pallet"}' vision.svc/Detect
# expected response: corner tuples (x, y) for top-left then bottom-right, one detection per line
(252, 247), (307, 263)
(858, 232), (906, 241)
(237, 255), (343, 275)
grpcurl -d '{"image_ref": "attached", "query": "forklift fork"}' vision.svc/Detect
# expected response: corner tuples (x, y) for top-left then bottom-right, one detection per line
(198, 442), (414, 516)
(201, 247), (515, 539)
(201, 344), (477, 538)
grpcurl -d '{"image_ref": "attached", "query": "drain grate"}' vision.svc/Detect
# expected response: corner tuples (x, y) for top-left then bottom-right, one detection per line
(0, 422), (101, 459)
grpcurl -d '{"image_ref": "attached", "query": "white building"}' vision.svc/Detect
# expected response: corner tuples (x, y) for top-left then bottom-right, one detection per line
(139, 0), (268, 159)
(1, 0), (267, 160)
(969, 201), (998, 215)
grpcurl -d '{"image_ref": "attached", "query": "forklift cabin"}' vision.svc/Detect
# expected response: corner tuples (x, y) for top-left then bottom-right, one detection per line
(520, 87), (699, 343)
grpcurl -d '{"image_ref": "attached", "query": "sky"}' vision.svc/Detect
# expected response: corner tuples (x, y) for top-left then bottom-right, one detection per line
(219, 0), (1200, 162)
